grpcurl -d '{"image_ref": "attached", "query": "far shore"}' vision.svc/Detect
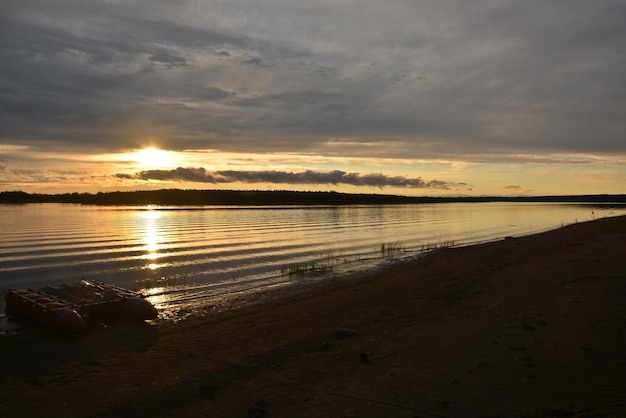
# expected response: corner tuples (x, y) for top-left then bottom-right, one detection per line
(2, 188), (626, 206)
(2, 215), (626, 417)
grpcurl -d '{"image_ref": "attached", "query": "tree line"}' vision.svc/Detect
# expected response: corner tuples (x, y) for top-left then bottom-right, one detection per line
(1, 189), (625, 206)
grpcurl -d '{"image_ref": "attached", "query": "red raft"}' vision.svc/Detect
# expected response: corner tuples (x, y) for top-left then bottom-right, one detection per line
(5, 280), (158, 333)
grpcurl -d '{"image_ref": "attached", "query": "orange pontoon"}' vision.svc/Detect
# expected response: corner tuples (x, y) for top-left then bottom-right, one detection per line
(5, 280), (158, 333)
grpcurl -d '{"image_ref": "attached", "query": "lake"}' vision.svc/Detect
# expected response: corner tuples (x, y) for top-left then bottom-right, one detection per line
(1, 202), (625, 317)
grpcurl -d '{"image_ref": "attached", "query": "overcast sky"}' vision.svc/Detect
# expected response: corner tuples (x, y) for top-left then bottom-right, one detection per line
(1, 0), (625, 195)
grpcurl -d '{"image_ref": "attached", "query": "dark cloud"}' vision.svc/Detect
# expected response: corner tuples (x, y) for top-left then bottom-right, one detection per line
(241, 55), (270, 69)
(117, 168), (470, 190)
(197, 87), (235, 101)
(149, 53), (188, 68)
(1, 0), (626, 158)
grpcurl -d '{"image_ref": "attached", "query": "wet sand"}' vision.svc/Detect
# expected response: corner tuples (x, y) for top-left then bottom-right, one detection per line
(1, 215), (626, 417)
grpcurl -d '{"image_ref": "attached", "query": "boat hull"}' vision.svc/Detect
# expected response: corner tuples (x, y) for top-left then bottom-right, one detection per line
(5, 281), (158, 333)
(5, 289), (87, 333)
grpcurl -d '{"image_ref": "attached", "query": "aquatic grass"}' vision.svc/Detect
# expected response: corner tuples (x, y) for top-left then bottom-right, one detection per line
(380, 242), (405, 260)
(285, 242), (411, 277)
(282, 262), (334, 276)
(282, 249), (338, 277)
(419, 239), (457, 253)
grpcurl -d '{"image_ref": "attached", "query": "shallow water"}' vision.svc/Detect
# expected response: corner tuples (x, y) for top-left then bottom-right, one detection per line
(1, 202), (624, 317)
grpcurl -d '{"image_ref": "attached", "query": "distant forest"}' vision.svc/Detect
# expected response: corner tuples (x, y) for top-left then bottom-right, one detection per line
(1, 190), (626, 206)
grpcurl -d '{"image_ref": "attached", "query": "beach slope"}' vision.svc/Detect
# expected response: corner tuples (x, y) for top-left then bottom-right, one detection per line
(2, 215), (626, 417)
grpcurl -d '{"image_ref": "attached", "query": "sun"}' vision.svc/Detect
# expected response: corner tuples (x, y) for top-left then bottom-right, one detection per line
(132, 147), (176, 169)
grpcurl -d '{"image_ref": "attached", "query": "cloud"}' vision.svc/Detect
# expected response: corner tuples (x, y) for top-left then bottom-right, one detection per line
(504, 185), (532, 194)
(197, 87), (236, 101)
(2, 0), (626, 160)
(149, 53), (188, 68)
(116, 168), (470, 190)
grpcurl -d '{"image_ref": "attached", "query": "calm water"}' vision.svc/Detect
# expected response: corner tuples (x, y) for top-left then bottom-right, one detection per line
(1, 202), (624, 316)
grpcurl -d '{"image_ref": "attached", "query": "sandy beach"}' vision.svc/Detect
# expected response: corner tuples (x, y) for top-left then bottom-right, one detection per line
(1, 215), (626, 417)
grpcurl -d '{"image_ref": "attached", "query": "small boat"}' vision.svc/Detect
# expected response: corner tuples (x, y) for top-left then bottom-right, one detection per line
(5, 280), (158, 333)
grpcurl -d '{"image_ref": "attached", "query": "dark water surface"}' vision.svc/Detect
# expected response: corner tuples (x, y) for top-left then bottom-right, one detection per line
(1, 202), (624, 317)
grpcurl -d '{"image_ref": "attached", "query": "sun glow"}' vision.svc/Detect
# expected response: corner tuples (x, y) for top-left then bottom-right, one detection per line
(132, 147), (176, 169)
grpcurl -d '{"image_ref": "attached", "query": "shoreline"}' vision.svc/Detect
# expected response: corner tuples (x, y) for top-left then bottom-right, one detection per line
(3, 189), (626, 206)
(147, 216), (604, 322)
(2, 215), (626, 417)
(2, 202), (623, 312)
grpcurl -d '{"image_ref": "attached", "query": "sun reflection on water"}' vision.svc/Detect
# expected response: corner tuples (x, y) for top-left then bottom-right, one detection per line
(144, 286), (169, 308)
(141, 208), (164, 270)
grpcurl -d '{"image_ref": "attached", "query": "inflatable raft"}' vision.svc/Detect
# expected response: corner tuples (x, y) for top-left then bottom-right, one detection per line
(5, 280), (158, 333)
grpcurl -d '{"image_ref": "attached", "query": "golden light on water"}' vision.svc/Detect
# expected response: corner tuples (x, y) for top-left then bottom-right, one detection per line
(141, 208), (164, 269)
(144, 286), (169, 309)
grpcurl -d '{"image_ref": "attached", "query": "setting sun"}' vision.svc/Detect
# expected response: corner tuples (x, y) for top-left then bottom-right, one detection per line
(132, 147), (176, 169)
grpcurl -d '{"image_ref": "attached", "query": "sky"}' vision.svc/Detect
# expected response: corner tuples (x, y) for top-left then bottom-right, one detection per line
(1, 0), (625, 196)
